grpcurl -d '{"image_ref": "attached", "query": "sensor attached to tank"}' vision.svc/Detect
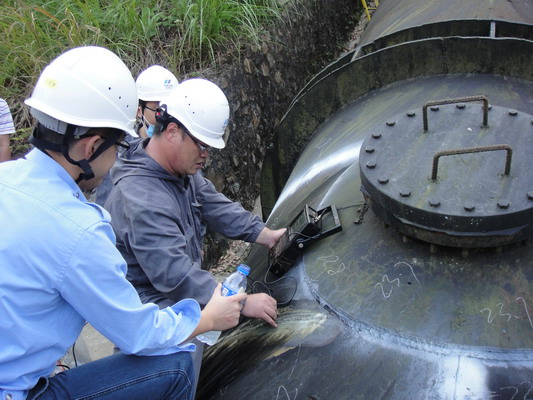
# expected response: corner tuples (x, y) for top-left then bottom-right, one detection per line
(269, 204), (342, 276)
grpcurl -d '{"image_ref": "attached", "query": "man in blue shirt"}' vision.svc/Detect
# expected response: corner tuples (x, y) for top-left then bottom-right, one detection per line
(0, 46), (245, 400)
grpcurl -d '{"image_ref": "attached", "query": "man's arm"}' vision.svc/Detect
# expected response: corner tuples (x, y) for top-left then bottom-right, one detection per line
(194, 173), (266, 242)
(107, 179), (217, 307)
(255, 227), (287, 249)
(0, 135), (11, 162)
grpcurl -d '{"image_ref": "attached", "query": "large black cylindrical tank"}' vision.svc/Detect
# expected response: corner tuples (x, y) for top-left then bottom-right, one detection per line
(198, 1), (533, 398)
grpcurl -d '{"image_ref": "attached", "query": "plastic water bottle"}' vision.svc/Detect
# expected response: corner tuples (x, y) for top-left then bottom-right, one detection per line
(197, 264), (250, 345)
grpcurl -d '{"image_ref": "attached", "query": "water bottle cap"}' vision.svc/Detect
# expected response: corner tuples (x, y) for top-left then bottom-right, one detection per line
(236, 264), (250, 276)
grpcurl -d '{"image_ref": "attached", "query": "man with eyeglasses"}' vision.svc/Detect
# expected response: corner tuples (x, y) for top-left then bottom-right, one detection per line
(0, 47), (246, 400)
(94, 65), (178, 206)
(104, 78), (286, 394)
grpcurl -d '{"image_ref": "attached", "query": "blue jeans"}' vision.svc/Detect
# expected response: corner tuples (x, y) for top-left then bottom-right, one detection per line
(27, 352), (194, 400)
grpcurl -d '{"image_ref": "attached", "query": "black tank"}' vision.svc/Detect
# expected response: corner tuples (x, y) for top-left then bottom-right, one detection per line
(199, 1), (533, 398)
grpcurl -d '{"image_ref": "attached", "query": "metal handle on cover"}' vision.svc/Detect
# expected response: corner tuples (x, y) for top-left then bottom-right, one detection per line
(431, 144), (512, 181)
(423, 95), (489, 131)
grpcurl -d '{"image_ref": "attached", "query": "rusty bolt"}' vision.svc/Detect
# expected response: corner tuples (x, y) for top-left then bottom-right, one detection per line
(429, 199), (441, 207)
(464, 204), (475, 212)
(497, 200), (510, 209)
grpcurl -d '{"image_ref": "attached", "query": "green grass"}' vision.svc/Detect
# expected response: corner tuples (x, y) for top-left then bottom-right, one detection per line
(0, 0), (286, 155)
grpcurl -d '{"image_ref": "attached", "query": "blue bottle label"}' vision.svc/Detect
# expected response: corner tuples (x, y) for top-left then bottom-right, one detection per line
(221, 284), (238, 297)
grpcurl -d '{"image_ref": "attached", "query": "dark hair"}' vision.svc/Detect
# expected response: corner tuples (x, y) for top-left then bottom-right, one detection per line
(34, 123), (123, 147)
(152, 104), (186, 137)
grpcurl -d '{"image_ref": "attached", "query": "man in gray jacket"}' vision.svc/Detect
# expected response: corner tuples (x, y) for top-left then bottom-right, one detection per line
(105, 78), (285, 387)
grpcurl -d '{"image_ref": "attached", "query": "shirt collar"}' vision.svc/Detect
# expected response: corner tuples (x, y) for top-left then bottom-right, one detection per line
(25, 148), (87, 201)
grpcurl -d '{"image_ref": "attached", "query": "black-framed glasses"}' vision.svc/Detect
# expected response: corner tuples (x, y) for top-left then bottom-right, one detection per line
(184, 128), (210, 152)
(144, 105), (158, 113)
(115, 139), (130, 150)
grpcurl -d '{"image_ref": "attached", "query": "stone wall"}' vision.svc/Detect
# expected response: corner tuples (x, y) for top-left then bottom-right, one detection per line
(200, 0), (359, 268)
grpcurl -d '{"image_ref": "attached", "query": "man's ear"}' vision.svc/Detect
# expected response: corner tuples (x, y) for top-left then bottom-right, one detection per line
(165, 122), (180, 142)
(78, 135), (102, 159)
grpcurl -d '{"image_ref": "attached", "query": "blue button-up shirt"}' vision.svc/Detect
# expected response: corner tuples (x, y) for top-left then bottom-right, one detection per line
(0, 149), (200, 400)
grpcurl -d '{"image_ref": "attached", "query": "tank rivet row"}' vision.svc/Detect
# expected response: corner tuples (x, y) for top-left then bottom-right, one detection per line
(497, 200), (510, 209)
(365, 146), (375, 153)
(378, 177), (389, 184)
(406, 111), (416, 117)
(366, 161), (376, 169)
(508, 109), (518, 116)
(386, 121), (396, 126)
(372, 133), (381, 139)
(429, 199), (441, 207)
(528, 191), (533, 200)
(456, 103), (466, 109)
(400, 189), (411, 198)
(430, 106), (440, 111)
(464, 204), (476, 212)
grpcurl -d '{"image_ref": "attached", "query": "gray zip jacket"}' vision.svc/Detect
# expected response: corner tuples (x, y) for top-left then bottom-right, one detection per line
(105, 139), (265, 308)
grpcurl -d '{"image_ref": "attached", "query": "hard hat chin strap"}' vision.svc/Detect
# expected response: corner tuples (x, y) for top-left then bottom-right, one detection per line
(30, 123), (121, 183)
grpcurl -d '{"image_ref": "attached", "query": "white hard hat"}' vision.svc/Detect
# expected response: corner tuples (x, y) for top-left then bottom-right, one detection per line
(136, 65), (179, 101)
(25, 46), (137, 136)
(161, 78), (230, 149)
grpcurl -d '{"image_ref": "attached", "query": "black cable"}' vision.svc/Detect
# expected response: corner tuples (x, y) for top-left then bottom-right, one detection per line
(72, 341), (78, 367)
(247, 275), (297, 306)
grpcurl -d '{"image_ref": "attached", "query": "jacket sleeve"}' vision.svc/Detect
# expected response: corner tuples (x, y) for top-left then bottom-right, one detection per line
(110, 178), (217, 308)
(193, 173), (265, 242)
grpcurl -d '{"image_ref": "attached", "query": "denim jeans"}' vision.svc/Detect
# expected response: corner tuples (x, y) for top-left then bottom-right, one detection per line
(27, 352), (194, 400)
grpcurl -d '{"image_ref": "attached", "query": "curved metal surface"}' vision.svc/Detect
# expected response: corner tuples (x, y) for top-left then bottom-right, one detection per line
(261, 36), (533, 218)
(198, 4), (533, 399)
(359, 102), (533, 248)
(199, 72), (533, 399)
(361, 0), (533, 46)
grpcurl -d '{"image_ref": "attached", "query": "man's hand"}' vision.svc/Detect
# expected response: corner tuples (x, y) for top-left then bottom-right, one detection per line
(242, 293), (278, 327)
(200, 283), (247, 332)
(255, 227), (287, 249)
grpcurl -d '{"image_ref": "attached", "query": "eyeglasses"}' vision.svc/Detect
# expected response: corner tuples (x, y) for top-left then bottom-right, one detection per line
(184, 127), (210, 152)
(115, 139), (130, 150)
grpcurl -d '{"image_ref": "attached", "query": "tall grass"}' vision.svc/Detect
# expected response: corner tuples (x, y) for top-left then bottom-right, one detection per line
(163, 0), (283, 68)
(0, 0), (285, 145)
